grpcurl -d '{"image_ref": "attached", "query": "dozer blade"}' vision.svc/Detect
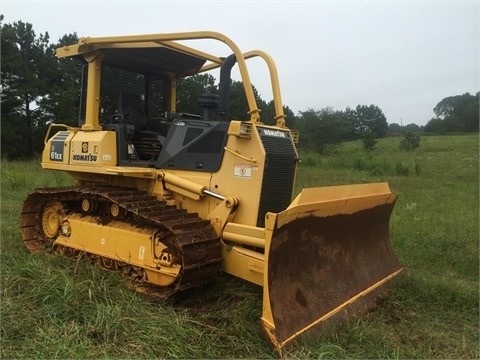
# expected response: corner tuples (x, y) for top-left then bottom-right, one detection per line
(261, 182), (402, 355)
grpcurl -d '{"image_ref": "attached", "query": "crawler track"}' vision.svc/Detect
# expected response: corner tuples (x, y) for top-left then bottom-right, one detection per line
(20, 185), (222, 297)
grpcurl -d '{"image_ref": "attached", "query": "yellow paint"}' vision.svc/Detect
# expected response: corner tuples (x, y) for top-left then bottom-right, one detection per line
(55, 214), (179, 287)
(46, 31), (403, 353)
(221, 242), (264, 286)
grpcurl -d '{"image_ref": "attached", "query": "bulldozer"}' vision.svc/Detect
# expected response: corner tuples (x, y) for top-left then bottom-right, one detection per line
(20, 31), (402, 355)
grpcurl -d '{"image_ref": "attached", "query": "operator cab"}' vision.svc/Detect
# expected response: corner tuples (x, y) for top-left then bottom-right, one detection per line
(77, 46), (228, 170)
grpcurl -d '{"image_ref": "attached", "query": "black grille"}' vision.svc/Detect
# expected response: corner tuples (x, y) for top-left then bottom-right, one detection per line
(257, 128), (297, 227)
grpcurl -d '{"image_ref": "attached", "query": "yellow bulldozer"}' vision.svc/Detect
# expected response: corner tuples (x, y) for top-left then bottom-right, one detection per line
(20, 31), (402, 355)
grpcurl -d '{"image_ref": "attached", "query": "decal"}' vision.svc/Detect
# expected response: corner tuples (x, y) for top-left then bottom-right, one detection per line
(49, 132), (69, 162)
(72, 154), (98, 162)
(234, 164), (252, 178)
(81, 142), (89, 153)
(103, 154), (112, 161)
(261, 129), (287, 138)
(138, 245), (145, 260)
(50, 141), (64, 161)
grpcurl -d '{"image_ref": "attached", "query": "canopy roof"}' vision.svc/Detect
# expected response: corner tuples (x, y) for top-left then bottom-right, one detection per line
(98, 46), (206, 76)
(55, 31), (285, 124)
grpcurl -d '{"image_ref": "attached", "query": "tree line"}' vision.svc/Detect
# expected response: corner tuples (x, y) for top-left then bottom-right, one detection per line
(1, 17), (478, 160)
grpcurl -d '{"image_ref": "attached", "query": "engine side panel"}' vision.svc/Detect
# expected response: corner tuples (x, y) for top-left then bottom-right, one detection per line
(156, 119), (229, 172)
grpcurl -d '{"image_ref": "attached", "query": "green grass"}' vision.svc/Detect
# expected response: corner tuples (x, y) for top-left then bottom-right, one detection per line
(2, 134), (479, 359)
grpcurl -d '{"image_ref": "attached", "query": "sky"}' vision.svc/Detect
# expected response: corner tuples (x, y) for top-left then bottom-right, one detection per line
(2, 0), (478, 126)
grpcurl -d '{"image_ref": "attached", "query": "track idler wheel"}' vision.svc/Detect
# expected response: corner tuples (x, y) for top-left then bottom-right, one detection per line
(41, 201), (65, 239)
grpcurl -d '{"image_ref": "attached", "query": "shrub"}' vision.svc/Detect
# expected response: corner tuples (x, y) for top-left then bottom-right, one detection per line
(362, 131), (378, 151)
(400, 132), (421, 150)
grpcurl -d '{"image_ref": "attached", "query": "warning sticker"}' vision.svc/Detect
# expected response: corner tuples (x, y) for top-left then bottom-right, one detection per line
(138, 246), (145, 260)
(234, 164), (252, 178)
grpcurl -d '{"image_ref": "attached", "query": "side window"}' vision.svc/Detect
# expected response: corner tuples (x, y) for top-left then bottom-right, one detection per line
(99, 66), (145, 123)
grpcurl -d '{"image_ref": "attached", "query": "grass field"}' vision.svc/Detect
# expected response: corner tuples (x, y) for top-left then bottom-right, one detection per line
(1, 134), (478, 359)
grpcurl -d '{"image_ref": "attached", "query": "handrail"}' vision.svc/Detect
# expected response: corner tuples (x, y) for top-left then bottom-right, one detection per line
(43, 123), (75, 144)
(242, 50), (286, 128)
(224, 146), (257, 163)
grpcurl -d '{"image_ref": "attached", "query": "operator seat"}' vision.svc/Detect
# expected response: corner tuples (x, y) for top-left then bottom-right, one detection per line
(118, 92), (149, 129)
(117, 92), (164, 160)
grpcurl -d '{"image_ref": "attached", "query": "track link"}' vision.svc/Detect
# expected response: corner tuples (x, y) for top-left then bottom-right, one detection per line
(20, 185), (222, 297)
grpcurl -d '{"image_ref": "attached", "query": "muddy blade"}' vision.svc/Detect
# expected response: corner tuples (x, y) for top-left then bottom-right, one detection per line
(261, 183), (403, 354)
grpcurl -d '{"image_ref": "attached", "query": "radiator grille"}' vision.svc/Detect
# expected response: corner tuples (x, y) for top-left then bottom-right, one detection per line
(257, 128), (297, 227)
